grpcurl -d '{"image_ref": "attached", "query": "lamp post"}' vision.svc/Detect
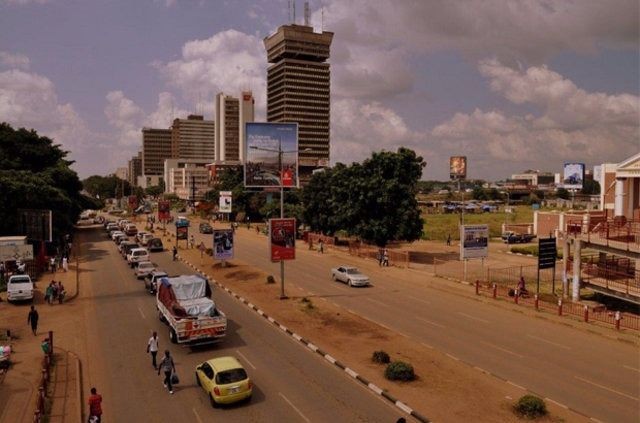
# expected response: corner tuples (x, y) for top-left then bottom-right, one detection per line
(250, 142), (310, 299)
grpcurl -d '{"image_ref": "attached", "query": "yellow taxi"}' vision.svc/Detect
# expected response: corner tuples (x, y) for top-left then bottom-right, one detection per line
(195, 356), (253, 407)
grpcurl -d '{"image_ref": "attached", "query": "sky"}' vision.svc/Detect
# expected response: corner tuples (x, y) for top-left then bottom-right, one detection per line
(0, 0), (638, 181)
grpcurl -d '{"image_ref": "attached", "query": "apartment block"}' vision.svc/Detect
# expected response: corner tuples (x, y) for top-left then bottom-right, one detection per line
(171, 115), (215, 161)
(142, 128), (172, 177)
(128, 152), (142, 187)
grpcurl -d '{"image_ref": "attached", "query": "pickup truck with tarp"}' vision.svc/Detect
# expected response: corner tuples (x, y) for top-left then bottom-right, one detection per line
(156, 274), (226, 345)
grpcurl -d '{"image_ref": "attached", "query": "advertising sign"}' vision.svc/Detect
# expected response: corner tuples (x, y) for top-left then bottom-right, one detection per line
(128, 195), (138, 211)
(176, 226), (188, 240)
(245, 122), (298, 188)
(562, 163), (585, 190)
(158, 200), (171, 221)
(269, 218), (296, 261)
(219, 191), (232, 214)
(538, 238), (557, 270)
(0, 244), (34, 262)
(450, 156), (467, 180)
(213, 229), (234, 260)
(460, 224), (489, 260)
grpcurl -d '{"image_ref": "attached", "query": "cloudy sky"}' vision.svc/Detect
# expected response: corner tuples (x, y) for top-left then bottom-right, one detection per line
(1, 0), (638, 180)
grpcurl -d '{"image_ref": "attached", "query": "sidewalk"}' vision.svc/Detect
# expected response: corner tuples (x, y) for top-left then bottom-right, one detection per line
(0, 257), (82, 423)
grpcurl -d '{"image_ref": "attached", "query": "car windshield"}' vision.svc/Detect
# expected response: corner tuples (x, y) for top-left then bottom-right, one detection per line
(346, 268), (361, 275)
(9, 276), (30, 284)
(215, 368), (247, 385)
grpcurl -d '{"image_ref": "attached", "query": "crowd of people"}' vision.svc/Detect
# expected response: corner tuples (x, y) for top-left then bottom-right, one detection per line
(45, 280), (66, 304)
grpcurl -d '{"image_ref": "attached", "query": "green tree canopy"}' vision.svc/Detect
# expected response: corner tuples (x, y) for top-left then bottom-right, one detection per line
(83, 174), (132, 199)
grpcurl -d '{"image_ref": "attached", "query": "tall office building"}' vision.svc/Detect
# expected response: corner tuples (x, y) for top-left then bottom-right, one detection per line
(264, 24), (333, 180)
(215, 91), (254, 163)
(171, 115), (215, 161)
(128, 152), (142, 187)
(141, 128), (172, 177)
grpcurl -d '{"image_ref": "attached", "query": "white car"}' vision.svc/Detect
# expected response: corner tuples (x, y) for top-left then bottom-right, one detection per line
(331, 266), (370, 287)
(111, 231), (125, 241)
(127, 248), (149, 268)
(134, 261), (156, 279)
(140, 233), (154, 246)
(7, 274), (34, 302)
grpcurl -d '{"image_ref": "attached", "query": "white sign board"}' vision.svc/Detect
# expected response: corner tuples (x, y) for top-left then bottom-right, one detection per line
(219, 191), (232, 213)
(0, 244), (34, 262)
(460, 224), (489, 260)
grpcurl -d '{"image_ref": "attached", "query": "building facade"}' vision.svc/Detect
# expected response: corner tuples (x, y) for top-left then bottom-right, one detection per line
(115, 167), (128, 181)
(171, 115), (215, 161)
(170, 167), (210, 202)
(597, 153), (640, 220)
(142, 128), (172, 177)
(239, 91), (255, 163)
(215, 93), (240, 162)
(163, 158), (212, 195)
(128, 152), (142, 187)
(264, 24), (333, 181)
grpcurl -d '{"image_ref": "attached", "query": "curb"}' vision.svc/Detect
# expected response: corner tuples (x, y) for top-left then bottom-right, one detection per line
(69, 351), (83, 423)
(177, 255), (430, 422)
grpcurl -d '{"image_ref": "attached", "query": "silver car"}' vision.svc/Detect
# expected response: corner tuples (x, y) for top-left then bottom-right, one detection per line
(331, 266), (370, 287)
(134, 261), (156, 279)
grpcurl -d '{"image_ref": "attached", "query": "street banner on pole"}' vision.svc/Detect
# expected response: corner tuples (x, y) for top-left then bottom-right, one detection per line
(158, 200), (171, 221)
(245, 122), (298, 188)
(219, 191), (232, 213)
(269, 218), (296, 261)
(128, 195), (138, 211)
(213, 229), (234, 260)
(459, 224), (489, 260)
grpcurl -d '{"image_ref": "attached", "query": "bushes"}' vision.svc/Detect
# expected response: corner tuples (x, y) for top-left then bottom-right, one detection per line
(266, 275), (276, 284)
(372, 350), (390, 364)
(384, 361), (415, 381)
(514, 395), (547, 419)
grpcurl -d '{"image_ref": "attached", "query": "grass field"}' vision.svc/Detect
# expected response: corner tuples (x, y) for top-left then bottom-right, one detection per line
(422, 205), (535, 241)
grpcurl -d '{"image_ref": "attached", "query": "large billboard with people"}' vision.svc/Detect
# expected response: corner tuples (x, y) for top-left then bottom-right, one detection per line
(562, 163), (585, 190)
(269, 218), (296, 261)
(460, 224), (489, 260)
(213, 229), (234, 260)
(245, 122), (298, 188)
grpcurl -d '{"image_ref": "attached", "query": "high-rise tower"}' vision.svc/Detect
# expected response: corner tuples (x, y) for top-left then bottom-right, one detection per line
(264, 24), (334, 181)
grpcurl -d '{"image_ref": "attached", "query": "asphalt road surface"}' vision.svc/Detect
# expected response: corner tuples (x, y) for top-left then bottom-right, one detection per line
(79, 228), (404, 422)
(187, 223), (639, 423)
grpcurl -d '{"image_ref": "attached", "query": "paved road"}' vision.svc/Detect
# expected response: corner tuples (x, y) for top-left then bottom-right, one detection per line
(79, 228), (403, 422)
(186, 223), (640, 423)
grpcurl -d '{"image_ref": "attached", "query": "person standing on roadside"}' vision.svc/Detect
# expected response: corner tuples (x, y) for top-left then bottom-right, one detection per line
(319, 240), (324, 254)
(383, 248), (389, 267)
(27, 305), (39, 335)
(446, 234), (451, 246)
(62, 256), (68, 272)
(172, 246), (177, 261)
(158, 350), (176, 394)
(88, 387), (103, 422)
(147, 331), (159, 369)
(50, 257), (56, 273)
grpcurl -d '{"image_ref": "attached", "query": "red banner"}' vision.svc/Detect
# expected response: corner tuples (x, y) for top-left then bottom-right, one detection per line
(269, 218), (296, 261)
(158, 200), (171, 221)
(128, 195), (138, 210)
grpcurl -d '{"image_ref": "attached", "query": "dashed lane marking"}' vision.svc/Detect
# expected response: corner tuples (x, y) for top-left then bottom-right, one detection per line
(236, 349), (256, 370)
(279, 392), (311, 423)
(575, 376), (638, 401)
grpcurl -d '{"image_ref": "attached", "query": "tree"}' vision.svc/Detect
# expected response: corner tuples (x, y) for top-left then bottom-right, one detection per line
(145, 185), (163, 197)
(472, 186), (488, 200)
(83, 175), (131, 199)
(556, 188), (570, 200)
(581, 179), (600, 195)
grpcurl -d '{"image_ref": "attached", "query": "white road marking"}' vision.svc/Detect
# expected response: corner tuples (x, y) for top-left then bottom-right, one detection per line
(366, 297), (390, 308)
(545, 397), (568, 409)
(415, 317), (445, 329)
(420, 342), (434, 349)
(192, 408), (203, 423)
(622, 365), (640, 373)
(526, 334), (571, 350)
(481, 341), (524, 358)
(456, 311), (490, 324)
(507, 381), (525, 390)
(575, 376), (639, 401)
(279, 392), (311, 423)
(446, 353), (460, 361)
(138, 306), (146, 320)
(236, 350), (256, 370)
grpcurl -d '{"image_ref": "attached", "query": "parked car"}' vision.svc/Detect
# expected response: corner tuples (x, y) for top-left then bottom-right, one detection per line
(115, 234), (128, 246)
(121, 241), (140, 258)
(110, 230), (125, 241)
(6, 274), (34, 303)
(147, 238), (164, 252)
(331, 266), (370, 287)
(195, 356), (252, 407)
(199, 223), (213, 234)
(501, 231), (536, 244)
(127, 248), (149, 267)
(144, 270), (167, 294)
(134, 261), (156, 279)
(136, 231), (148, 243)
(140, 233), (154, 246)
(124, 224), (138, 236)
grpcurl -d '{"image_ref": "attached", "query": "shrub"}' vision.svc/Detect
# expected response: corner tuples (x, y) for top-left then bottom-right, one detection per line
(205, 248), (213, 256)
(384, 361), (415, 381)
(266, 275), (276, 284)
(300, 297), (314, 310)
(514, 395), (547, 419)
(372, 350), (390, 364)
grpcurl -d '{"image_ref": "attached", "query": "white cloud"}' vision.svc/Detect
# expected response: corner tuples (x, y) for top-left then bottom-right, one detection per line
(431, 61), (640, 172)
(155, 29), (266, 119)
(0, 51), (30, 70)
(1, 0), (49, 5)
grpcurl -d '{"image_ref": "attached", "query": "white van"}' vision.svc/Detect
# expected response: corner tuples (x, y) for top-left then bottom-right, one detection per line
(7, 274), (34, 303)
(127, 248), (149, 268)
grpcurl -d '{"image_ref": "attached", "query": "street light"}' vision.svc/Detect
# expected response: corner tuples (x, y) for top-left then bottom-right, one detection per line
(250, 142), (311, 299)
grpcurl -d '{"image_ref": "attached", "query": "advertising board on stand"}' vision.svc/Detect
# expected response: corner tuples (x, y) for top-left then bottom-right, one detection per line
(219, 191), (232, 214)
(269, 218), (296, 261)
(245, 122), (298, 188)
(158, 200), (171, 221)
(213, 229), (234, 260)
(176, 226), (188, 240)
(450, 156), (467, 180)
(562, 163), (585, 190)
(128, 195), (138, 211)
(460, 224), (489, 260)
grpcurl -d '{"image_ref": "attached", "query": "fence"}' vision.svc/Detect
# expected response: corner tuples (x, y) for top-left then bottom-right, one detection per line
(33, 331), (54, 422)
(475, 281), (639, 331)
(347, 241), (410, 267)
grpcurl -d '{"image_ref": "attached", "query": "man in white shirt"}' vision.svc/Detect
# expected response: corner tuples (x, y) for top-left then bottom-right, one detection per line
(146, 332), (159, 369)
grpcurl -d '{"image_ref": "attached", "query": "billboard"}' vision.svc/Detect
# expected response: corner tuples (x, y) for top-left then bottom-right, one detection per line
(269, 218), (296, 261)
(158, 200), (171, 221)
(450, 156), (467, 180)
(0, 244), (34, 262)
(562, 163), (585, 190)
(245, 122), (298, 188)
(213, 229), (234, 260)
(128, 195), (138, 211)
(460, 224), (489, 260)
(176, 226), (188, 240)
(219, 191), (232, 213)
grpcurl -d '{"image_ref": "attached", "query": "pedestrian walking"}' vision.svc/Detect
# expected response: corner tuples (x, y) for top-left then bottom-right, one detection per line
(190, 235), (195, 250)
(0, 261), (5, 283)
(383, 248), (389, 267)
(158, 350), (176, 394)
(147, 331), (159, 369)
(50, 257), (56, 273)
(62, 256), (68, 272)
(446, 234), (451, 246)
(45, 282), (55, 305)
(172, 246), (177, 261)
(377, 249), (383, 267)
(88, 387), (103, 422)
(57, 281), (65, 304)
(27, 305), (39, 336)
(319, 240), (324, 254)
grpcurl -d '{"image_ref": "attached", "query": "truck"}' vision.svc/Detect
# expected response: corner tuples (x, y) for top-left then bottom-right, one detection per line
(156, 274), (226, 345)
(501, 231), (536, 244)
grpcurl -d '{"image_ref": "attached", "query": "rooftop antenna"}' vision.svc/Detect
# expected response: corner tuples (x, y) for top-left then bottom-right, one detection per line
(304, 1), (310, 26)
